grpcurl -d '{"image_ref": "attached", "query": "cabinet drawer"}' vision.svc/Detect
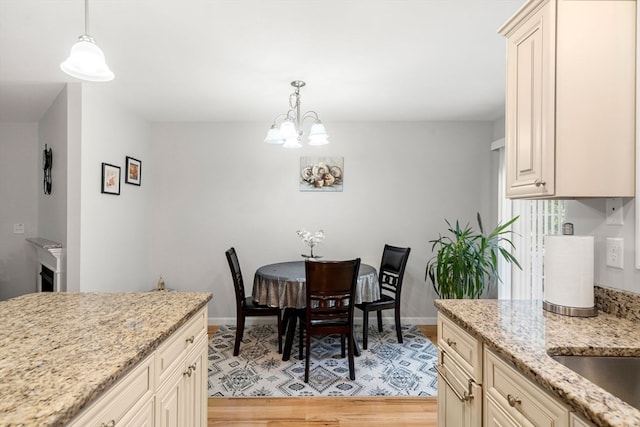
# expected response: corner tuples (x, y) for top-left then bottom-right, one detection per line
(156, 307), (207, 385)
(438, 314), (482, 380)
(570, 412), (595, 427)
(68, 353), (154, 427)
(486, 394), (533, 427)
(122, 396), (154, 427)
(485, 348), (569, 427)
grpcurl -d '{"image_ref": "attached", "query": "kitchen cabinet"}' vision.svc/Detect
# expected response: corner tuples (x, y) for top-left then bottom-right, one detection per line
(499, 0), (636, 199)
(155, 307), (208, 427)
(68, 306), (208, 426)
(436, 314), (482, 427)
(437, 312), (586, 427)
(156, 334), (208, 427)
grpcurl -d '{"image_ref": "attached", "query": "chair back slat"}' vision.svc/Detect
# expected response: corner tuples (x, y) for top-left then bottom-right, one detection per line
(378, 245), (411, 298)
(225, 247), (246, 306)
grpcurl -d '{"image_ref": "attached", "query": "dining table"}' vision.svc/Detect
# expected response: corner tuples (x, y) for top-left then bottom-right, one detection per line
(252, 260), (380, 361)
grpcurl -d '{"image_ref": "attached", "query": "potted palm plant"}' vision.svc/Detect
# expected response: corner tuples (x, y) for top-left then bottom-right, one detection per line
(426, 213), (521, 299)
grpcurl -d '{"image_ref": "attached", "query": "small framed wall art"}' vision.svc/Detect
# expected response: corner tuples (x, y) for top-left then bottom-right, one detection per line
(101, 163), (121, 195)
(125, 156), (142, 186)
(300, 156), (344, 192)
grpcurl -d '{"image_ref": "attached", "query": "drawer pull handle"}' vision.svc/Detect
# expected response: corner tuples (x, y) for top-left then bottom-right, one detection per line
(534, 179), (546, 187)
(183, 363), (197, 377)
(186, 335), (195, 344)
(434, 364), (475, 402)
(507, 394), (522, 407)
(445, 338), (456, 347)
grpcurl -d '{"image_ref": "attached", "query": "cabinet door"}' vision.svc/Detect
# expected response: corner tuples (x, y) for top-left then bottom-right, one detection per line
(504, 2), (555, 198)
(183, 336), (208, 427)
(437, 350), (482, 427)
(156, 366), (185, 427)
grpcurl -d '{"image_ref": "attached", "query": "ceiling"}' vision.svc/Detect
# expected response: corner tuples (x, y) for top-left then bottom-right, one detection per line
(0, 0), (523, 124)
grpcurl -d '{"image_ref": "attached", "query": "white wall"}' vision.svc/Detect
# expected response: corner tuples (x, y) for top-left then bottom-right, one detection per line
(77, 85), (152, 291)
(149, 121), (496, 324)
(565, 198), (640, 294)
(0, 123), (38, 299)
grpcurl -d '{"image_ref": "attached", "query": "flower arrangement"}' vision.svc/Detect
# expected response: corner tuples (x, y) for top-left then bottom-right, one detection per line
(296, 229), (325, 259)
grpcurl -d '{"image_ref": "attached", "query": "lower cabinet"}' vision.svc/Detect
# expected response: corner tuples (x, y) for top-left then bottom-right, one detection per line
(437, 313), (482, 427)
(156, 334), (208, 427)
(437, 313), (596, 427)
(68, 307), (208, 426)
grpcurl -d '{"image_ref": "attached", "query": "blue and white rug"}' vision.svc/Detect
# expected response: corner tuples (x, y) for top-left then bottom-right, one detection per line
(208, 324), (438, 397)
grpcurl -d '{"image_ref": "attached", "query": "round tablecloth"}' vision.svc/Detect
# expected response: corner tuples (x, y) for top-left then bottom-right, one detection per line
(252, 261), (380, 309)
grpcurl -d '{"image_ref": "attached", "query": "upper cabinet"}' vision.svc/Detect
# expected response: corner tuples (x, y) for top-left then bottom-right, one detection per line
(499, 0), (636, 199)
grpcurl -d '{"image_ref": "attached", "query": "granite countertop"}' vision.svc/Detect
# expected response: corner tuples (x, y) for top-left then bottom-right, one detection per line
(435, 297), (640, 427)
(0, 291), (212, 427)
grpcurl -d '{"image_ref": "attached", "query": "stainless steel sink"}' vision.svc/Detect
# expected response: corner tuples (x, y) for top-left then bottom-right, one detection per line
(551, 355), (640, 410)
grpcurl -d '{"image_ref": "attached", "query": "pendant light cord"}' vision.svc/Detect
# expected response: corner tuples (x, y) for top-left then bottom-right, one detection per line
(84, 0), (89, 36)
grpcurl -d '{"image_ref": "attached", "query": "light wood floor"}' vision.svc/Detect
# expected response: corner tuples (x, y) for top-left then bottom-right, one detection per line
(207, 325), (438, 427)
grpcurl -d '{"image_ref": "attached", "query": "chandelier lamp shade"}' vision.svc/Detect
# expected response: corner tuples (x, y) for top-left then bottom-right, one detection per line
(60, 0), (114, 82)
(264, 80), (329, 148)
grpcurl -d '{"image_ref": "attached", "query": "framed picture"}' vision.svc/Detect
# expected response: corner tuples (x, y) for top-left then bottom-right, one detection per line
(300, 156), (344, 192)
(101, 163), (121, 195)
(125, 156), (142, 186)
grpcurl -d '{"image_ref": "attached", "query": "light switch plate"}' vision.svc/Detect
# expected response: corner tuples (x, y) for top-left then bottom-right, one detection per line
(606, 198), (624, 225)
(13, 223), (25, 234)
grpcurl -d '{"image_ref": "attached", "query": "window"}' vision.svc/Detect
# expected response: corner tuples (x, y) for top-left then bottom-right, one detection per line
(510, 199), (566, 299)
(493, 142), (565, 299)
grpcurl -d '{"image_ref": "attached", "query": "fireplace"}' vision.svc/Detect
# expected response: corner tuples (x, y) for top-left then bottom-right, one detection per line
(26, 238), (64, 292)
(40, 265), (54, 292)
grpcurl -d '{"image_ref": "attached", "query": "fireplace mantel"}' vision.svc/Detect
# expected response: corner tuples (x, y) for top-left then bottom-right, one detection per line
(26, 238), (64, 292)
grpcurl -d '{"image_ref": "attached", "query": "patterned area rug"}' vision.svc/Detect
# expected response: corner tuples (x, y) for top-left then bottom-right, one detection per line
(207, 324), (438, 397)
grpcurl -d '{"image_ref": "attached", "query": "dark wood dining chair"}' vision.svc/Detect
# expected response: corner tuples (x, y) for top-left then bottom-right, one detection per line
(299, 258), (361, 383)
(225, 247), (282, 356)
(355, 245), (410, 349)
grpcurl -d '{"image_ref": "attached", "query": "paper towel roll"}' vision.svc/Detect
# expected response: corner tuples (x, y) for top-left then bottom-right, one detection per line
(544, 235), (594, 309)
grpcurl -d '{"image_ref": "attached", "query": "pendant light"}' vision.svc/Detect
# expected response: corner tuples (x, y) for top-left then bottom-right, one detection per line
(264, 81), (329, 148)
(61, 0), (114, 82)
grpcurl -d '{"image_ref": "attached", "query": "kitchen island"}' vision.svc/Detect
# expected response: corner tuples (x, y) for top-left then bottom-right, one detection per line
(435, 288), (640, 427)
(0, 291), (212, 426)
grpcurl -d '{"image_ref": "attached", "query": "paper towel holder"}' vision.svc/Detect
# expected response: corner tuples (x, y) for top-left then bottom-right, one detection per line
(542, 233), (597, 317)
(542, 301), (597, 317)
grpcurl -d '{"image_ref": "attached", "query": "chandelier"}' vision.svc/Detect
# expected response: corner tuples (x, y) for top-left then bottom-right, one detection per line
(264, 80), (329, 148)
(61, 0), (114, 82)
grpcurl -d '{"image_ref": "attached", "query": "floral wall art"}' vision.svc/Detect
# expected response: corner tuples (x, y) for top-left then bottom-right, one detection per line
(299, 156), (343, 192)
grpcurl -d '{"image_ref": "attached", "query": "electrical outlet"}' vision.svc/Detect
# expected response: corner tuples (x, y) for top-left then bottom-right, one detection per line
(606, 237), (624, 269)
(13, 223), (25, 234)
(606, 198), (624, 225)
